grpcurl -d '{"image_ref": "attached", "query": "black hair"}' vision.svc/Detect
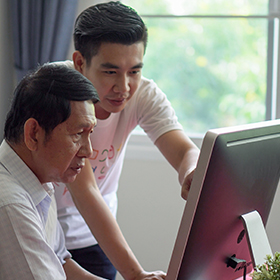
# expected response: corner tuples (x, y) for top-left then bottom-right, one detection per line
(74, 1), (148, 64)
(4, 63), (99, 143)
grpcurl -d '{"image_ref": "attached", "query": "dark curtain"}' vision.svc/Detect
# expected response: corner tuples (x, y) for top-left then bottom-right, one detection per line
(10, 0), (78, 82)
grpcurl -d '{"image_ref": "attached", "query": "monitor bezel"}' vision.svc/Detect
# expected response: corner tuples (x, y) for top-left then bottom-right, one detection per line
(166, 120), (280, 280)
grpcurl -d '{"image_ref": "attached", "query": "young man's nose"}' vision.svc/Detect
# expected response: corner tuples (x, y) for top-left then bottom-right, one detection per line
(113, 75), (130, 93)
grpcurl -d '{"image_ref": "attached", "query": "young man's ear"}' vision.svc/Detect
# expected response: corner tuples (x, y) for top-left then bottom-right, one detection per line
(73, 51), (86, 74)
(24, 118), (42, 151)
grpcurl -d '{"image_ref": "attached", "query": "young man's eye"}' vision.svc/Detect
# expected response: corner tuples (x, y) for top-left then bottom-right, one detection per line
(130, 70), (141, 75)
(104, 70), (116, 74)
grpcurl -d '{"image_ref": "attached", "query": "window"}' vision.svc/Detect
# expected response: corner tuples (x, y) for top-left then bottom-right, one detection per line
(123, 0), (280, 136)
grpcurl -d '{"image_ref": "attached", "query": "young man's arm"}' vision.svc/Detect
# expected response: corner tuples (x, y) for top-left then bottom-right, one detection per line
(154, 129), (200, 200)
(67, 160), (165, 280)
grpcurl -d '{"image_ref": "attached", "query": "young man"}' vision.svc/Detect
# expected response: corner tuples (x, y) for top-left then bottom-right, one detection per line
(55, 1), (200, 279)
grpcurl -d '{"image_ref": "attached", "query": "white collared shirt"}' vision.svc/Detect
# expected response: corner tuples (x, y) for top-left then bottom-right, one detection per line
(0, 140), (70, 280)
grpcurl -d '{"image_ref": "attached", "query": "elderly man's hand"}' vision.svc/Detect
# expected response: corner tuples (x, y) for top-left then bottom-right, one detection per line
(134, 270), (166, 280)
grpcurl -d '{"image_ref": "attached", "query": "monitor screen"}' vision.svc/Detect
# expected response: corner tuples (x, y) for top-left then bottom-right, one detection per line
(166, 120), (280, 280)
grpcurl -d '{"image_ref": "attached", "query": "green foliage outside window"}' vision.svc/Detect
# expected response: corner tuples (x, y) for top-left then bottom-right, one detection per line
(123, 0), (269, 134)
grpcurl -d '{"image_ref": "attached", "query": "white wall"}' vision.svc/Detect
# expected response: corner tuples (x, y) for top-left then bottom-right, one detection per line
(266, 181), (280, 252)
(117, 147), (185, 278)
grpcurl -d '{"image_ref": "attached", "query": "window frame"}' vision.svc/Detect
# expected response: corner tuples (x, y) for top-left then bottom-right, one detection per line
(126, 0), (280, 160)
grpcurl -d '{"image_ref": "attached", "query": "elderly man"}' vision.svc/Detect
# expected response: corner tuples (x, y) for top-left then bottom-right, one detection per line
(0, 63), (165, 280)
(0, 63), (105, 279)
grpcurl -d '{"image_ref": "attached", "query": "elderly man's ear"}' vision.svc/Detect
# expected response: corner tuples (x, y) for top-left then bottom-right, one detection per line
(24, 118), (42, 151)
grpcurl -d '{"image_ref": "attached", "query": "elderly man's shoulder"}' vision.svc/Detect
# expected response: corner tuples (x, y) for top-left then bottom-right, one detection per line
(0, 172), (33, 209)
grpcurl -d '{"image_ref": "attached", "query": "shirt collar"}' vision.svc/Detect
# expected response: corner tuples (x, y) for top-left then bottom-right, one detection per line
(0, 140), (53, 206)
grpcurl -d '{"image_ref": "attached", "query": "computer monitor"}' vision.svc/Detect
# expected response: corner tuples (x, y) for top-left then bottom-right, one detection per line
(166, 120), (280, 280)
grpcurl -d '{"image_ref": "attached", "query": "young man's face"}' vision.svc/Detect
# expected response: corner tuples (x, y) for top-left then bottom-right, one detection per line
(74, 42), (144, 120)
(34, 100), (96, 184)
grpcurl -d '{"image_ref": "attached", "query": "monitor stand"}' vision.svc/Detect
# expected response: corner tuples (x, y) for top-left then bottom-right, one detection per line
(241, 210), (273, 267)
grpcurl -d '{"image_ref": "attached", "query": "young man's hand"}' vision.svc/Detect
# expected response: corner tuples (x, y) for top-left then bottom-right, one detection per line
(181, 169), (195, 200)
